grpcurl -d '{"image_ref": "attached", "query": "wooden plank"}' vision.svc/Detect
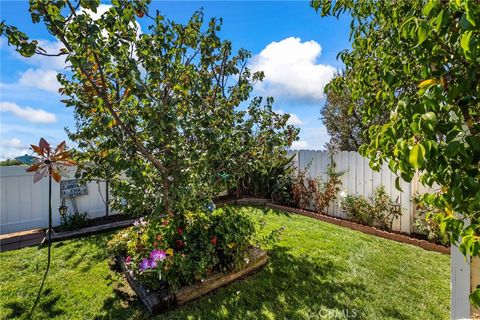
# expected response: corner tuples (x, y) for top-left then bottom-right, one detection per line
(176, 247), (267, 305)
(52, 219), (135, 241)
(348, 151), (357, 196)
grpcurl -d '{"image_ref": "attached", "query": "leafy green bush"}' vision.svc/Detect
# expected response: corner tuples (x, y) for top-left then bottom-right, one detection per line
(340, 186), (401, 231)
(413, 196), (450, 246)
(341, 193), (375, 226)
(60, 211), (90, 231)
(108, 206), (275, 291)
(236, 155), (295, 205)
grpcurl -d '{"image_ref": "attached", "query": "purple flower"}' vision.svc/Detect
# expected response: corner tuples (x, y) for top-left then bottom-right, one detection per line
(150, 249), (167, 262)
(148, 258), (157, 269)
(139, 258), (150, 272)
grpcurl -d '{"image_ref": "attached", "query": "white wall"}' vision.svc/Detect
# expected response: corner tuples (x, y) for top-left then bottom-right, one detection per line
(0, 166), (113, 234)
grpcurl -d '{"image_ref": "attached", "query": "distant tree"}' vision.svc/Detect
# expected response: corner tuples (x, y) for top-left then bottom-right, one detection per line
(321, 73), (389, 151)
(0, 159), (23, 166)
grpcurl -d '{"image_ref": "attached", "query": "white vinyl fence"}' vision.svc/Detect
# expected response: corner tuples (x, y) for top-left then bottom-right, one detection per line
(0, 166), (113, 234)
(289, 150), (418, 234)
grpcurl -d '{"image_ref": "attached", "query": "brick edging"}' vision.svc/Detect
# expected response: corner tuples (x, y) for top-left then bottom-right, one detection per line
(217, 198), (450, 255)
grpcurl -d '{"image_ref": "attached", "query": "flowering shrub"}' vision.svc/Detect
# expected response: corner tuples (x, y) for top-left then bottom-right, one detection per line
(340, 186), (401, 231)
(412, 196), (450, 246)
(108, 206), (259, 291)
(292, 162), (343, 212)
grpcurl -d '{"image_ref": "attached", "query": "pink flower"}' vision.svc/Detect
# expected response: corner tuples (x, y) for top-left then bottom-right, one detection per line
(150, 249), (167, 261)
(178, 227), (183, 235)
(125, 256), (131, 264)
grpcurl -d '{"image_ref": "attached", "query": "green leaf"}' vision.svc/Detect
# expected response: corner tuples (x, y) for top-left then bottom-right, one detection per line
(466, 136), (480, 153)
(417, 21), (429, 46)
(409, 144), (426, 168)
(395, 176), (404, 192)
(422, 112), (437, 125)
(469, 287), (480, 309)
(460, 30), (473, 52)
(435, 10), (445, 31)
(446, 141), (461, 157)
(422, 0), (436, 17)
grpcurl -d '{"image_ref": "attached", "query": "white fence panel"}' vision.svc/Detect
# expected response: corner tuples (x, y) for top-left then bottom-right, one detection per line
(0, 166), (114, 234)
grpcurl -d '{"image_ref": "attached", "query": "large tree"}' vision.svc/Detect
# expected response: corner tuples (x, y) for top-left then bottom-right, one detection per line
(1, 0), (298, 215)
(322, 73), (389, 151)
(312, 0), (480, 306)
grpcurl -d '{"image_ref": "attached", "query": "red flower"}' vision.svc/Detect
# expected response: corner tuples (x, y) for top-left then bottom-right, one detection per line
(153, 241), (158, 247)
(210, 236), (217, 246)
(176, 239), (185, 249)
(162, 219), (169, 226)
(177, 227), (183, 236)
(156, 234), (162, 241)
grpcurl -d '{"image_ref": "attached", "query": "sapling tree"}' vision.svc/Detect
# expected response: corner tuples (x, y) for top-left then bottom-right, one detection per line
(312, 0), (480, 306)
(1, 0), (298, 215)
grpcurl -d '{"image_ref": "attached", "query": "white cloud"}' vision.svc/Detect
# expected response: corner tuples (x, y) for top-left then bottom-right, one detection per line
(291, 140), (308, 149)
(0, 138), (30, 160)
(1, 138), (23, 148)
(300, 127), (330, 150)
(18, 68), (60, 93)
(0, 102), (57, 123)
(25, 40), (67, 70)
(77, 4), (113, 20)
(251, 37), (337, 102)
(77, 4), (142, 36)
(275, 109), (303, 126)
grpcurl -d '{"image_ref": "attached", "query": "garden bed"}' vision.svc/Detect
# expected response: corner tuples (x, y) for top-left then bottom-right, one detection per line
(116, 247), (268, 314)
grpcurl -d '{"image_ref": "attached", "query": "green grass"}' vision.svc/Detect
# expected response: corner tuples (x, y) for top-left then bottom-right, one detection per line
(0, 207), (450, 320)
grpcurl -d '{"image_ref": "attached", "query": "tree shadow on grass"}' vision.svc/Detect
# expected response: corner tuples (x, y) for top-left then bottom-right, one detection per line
(3, 288), (65, 320)
(96, 245), (371, 320)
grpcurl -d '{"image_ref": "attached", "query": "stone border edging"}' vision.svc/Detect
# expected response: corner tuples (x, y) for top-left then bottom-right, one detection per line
(217, 197), (450, 255)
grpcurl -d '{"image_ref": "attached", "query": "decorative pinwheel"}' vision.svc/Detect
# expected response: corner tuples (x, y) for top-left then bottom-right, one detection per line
(26, 138), (76, 183)
(19, 138), (76, 318)
(22, 138), (76, 244)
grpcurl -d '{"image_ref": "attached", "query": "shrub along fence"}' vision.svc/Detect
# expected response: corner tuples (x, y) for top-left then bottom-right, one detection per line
(289, 150), (427, 234)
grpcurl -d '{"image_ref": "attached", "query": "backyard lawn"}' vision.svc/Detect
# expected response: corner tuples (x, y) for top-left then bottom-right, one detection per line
(0, 207), (450, 320)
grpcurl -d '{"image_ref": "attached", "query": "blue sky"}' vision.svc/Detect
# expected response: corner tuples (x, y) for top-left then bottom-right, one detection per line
(0, 1), (351, 160)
